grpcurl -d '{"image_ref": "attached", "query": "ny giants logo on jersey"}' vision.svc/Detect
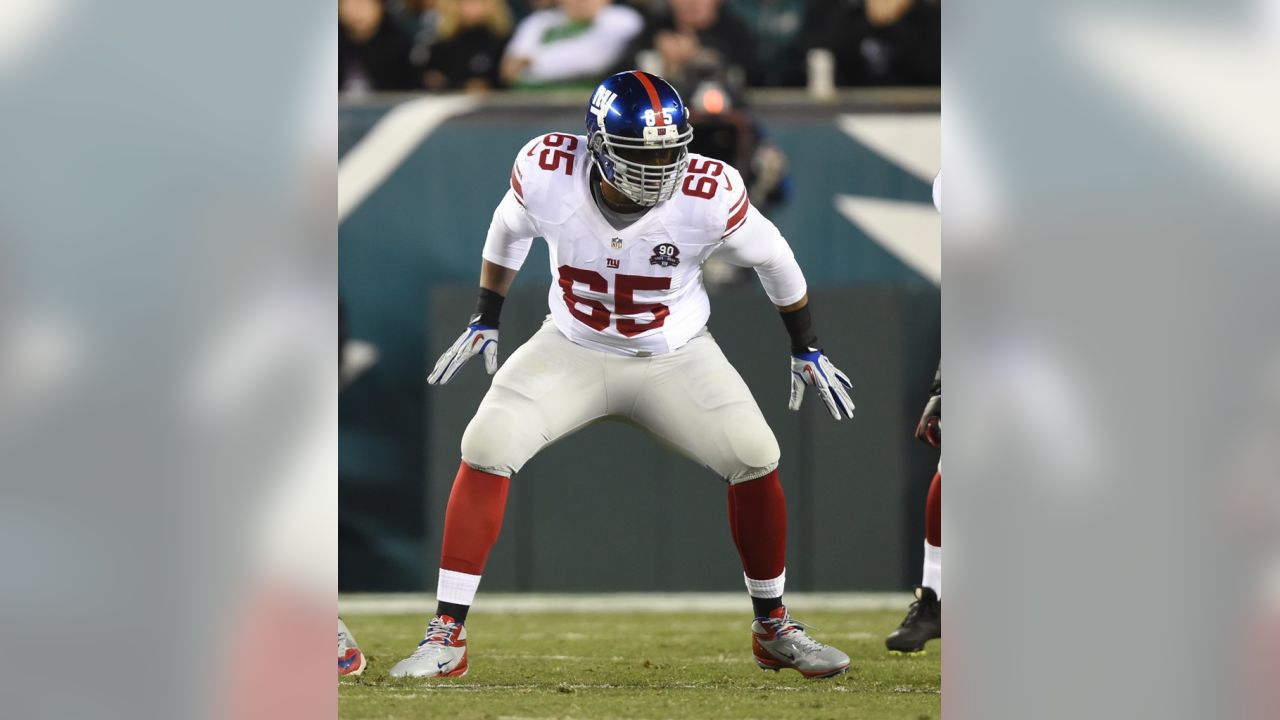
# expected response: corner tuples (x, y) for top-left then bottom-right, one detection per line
(650, 243), (680, 268)
(606, 258), (620, 269)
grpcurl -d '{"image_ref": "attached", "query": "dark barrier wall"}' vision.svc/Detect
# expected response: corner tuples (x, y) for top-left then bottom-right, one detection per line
(340, 94), (939, 591)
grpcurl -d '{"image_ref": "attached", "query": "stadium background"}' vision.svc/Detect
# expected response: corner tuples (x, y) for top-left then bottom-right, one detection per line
(339, 89), (940, 593)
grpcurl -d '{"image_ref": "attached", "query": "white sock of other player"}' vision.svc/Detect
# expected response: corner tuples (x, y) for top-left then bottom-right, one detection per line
(921, 541), (941, 600)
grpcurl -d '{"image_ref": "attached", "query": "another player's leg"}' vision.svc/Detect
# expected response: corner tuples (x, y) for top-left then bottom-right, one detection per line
(391, 323), (606, 678)
(886, 469), (942, 654)
(338, 617), (366, 677)
(633, 331), (850, 678)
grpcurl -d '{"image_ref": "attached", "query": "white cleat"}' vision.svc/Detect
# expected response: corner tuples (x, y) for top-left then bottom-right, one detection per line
(338, 617), (367, 677)
(752, 607), (851, 678)
(389, 615), (469, 679)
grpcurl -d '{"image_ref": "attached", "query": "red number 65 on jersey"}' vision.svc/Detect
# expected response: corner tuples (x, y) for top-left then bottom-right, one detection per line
(527, 133), (579, 175)
(558, 266), (671, 337)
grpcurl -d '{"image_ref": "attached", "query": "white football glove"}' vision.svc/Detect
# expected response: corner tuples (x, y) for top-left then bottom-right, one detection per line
(428, 324), (499, 385)
(789, 349), (855, 420)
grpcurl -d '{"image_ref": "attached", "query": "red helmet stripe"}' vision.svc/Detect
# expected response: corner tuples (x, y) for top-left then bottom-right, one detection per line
(630, 71), (666, 126)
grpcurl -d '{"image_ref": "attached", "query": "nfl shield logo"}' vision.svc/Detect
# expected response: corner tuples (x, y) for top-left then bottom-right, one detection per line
(610, 237), (623, 249)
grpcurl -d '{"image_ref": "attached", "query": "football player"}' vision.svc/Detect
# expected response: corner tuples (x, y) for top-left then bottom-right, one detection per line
(885, 363), (942, 653)
(389, 71), (855, 679)
(886, 171), (942, 654)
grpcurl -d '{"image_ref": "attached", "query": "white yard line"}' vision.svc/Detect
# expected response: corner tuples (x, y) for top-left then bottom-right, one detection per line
(349, 683), (806, 693)
(344, 682), (939, 695)
(339, 592), (914, 615)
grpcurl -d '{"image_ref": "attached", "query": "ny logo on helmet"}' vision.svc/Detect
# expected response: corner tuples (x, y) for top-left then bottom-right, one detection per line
(650, 243), (680, 268)
(589, 86), (617, 127)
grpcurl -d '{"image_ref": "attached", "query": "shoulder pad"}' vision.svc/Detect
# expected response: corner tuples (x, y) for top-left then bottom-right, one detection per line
(668, 154), (751, 240)
(510, 133), (588, 223)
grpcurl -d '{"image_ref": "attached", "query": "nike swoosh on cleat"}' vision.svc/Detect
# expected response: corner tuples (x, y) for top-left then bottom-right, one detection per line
(437, 659), (451, 669)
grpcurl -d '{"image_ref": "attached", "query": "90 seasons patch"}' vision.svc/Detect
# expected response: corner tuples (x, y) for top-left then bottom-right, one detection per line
(650, 243), (680, 267)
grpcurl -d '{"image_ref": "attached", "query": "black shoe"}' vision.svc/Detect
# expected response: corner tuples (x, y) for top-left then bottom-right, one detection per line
(885, 586), (941, 654)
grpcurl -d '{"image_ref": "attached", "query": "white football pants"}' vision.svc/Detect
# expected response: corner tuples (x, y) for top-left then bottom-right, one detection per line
(460, 319), (780, 483)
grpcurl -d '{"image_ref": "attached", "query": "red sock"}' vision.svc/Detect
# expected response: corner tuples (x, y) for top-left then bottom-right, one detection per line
(440, 461), (510, 575)
(925, 471), (941, 547)
(727, 470), (787, 581)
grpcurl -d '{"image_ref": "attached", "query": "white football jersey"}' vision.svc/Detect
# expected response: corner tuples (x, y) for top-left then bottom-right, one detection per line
(482, 133), (807, 357)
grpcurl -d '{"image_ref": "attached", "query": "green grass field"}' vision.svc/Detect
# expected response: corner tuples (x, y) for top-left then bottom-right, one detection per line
(340, 606), (939, 719)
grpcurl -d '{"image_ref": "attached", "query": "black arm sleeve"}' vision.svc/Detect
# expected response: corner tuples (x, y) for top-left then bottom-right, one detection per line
(779, 304), (819, 354)
(470, 287), (505, 327)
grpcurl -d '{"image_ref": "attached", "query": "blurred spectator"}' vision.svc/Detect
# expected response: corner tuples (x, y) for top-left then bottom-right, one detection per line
(386, 0), (443, 71)
(621, 0), (759, 88)
(501, 0), (644, 88)
(687, 85), (789, 212)
(508, 0), (558, 20)
(726, 0), (807, 86)
(682, 59), (791, 287)
(804, 0), (940, 86)
(422, 0), (513, 91)
(340, 0), (420, 92)
(617, 0), (668, 15)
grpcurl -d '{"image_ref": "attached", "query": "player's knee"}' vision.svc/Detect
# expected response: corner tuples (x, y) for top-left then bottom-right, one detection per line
(460, 406), (529, 478)
(724, 416), (780, 484)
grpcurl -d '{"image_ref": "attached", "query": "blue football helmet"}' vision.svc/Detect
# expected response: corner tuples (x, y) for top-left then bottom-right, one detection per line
(585, 71), (694, 207)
